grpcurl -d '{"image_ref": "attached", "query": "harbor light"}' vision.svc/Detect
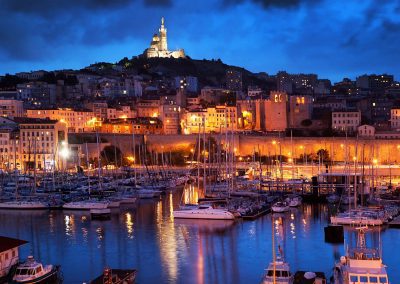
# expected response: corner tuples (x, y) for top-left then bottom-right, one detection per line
(60, 147), (70, 159)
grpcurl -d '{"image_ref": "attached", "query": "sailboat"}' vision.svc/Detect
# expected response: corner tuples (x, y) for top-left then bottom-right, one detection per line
(261, 216), (294, 284)
(173, 122), (235, 220)
(333, 226), (390, 284)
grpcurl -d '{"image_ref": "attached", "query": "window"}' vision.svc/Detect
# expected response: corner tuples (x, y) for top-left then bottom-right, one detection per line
(359, 276), (368, 283)
(369, 276), (378, 283)
(379, 277), (387, 283)
(350, 275), (358, 282)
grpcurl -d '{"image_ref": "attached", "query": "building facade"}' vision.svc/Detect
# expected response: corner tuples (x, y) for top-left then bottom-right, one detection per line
(0, 99), (24, 118)
(332, 110), (361, 132)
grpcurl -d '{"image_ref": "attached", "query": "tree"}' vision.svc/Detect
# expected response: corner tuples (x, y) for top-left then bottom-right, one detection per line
(100, 146), (125, 167)
(316, 149), (330, 162)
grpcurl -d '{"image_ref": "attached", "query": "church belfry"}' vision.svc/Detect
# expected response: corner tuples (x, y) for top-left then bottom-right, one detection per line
(143, 17), (185, 59)
(159, 17), (168, 51)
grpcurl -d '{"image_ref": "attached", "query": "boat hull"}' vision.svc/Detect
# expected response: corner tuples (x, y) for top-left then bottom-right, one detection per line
(11, 265), (61, 284)
(173, 210), (235, 220)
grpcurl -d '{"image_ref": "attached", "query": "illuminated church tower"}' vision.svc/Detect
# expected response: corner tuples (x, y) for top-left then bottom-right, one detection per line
(159, 17), (168, 52)
(144, 17), (185, 59)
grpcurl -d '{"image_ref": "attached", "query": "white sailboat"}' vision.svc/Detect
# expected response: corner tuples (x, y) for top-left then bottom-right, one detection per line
(261, 215), (294, 284)
(173, 122), (235, 220)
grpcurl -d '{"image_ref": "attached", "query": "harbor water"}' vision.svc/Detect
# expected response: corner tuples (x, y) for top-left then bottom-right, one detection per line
(0, 188), (399, 283)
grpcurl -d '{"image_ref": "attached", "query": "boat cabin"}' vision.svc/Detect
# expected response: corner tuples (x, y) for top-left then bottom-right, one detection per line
(0, 236), (27, 278)
(13, 256), (48, 282)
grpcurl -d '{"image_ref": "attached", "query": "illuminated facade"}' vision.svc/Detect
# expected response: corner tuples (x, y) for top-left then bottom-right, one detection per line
(26, 108), (97, 133)
(391, 108), (400, 129)
(101, 118), (163, 134)
(136, 99), (160, 118)
(255, 92), (288, 132)
(15, 118), (68, 170)
(332, 110), (361, 132)
(181, 105), (237, 134)
(0, 99), (24, 118)
(288, 95), (312, 128)
(144, 17), (185, 59)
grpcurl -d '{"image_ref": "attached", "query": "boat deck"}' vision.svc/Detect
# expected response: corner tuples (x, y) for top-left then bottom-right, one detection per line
(90, 269), (137, 284)
(388, 215), (400, 228)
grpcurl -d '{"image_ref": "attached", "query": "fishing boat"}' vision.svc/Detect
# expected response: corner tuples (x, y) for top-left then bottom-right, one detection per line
(261, 257), (294, 284)
(333, 226), (390, 284)
(261, 245), (294, 284)
(173, 204), (235, 220)
(271, 201), (290, 213)
(12, 256), (61, 283)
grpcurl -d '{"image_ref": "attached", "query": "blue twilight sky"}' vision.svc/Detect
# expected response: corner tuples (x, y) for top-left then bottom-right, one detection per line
(0, 0), (399, 82)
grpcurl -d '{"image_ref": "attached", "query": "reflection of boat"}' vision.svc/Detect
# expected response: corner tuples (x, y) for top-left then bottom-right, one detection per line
(261, 255), (294, 284)
(271, 201), (290, 213)
(12, 256), (61, 283)
(333, 226), (390, 284)
(90, 208), (111, 220)
(173, 204), (235, 220)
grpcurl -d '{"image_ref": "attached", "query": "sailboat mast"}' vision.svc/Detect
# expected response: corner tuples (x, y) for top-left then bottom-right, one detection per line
(85, 143), (91, 195)
(203, 123), (206, 196)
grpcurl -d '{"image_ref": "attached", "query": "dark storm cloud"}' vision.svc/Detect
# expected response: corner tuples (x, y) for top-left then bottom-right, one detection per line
(1, 0), (400, 80)
(223, 0), (313, 9)
(0, 0), (132, 16)
(144, 0), (172, 7)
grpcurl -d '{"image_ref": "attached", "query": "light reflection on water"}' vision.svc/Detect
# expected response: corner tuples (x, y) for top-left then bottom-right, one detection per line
(0, 191), (399, 283)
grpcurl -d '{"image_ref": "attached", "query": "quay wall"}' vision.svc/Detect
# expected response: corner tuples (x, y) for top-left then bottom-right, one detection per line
(70, 133), (400, 164)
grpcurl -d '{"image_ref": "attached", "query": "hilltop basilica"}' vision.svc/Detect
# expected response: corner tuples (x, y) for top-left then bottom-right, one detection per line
(143, 17), (186, 59)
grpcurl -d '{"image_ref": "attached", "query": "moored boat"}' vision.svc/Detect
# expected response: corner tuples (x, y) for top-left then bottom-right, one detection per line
(0, 201), (48, 210)
(333, 226), (390, 284)
(63, 201), (109, 210)
(261, 255), (294, 284)
(12, 256), (61, 283)
(173, 204), (235, 220)
(271, 201), (290, 213)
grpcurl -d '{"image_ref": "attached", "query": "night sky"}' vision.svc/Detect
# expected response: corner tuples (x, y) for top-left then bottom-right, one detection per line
(1, 0), (399, 81)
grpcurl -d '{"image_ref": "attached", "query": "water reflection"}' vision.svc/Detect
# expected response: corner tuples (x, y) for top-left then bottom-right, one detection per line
(125, 212), (134, 238)
(0, 194), (398, 283)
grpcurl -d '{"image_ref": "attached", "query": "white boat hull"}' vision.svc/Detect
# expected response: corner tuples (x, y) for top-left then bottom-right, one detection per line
(330, 216), (384, 226)
(63, 202), (109, 210)
(0, 201), (47, 209)
(173, 208), (235, 220)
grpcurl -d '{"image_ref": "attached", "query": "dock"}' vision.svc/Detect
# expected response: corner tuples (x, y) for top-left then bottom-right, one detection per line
(388, 216), (400, 228)
(242, 206), (271, 220)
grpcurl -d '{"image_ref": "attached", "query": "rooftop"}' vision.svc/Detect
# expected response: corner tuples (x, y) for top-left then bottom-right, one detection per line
(13, 117), (58, 124)
(0, 236), (28, 253)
